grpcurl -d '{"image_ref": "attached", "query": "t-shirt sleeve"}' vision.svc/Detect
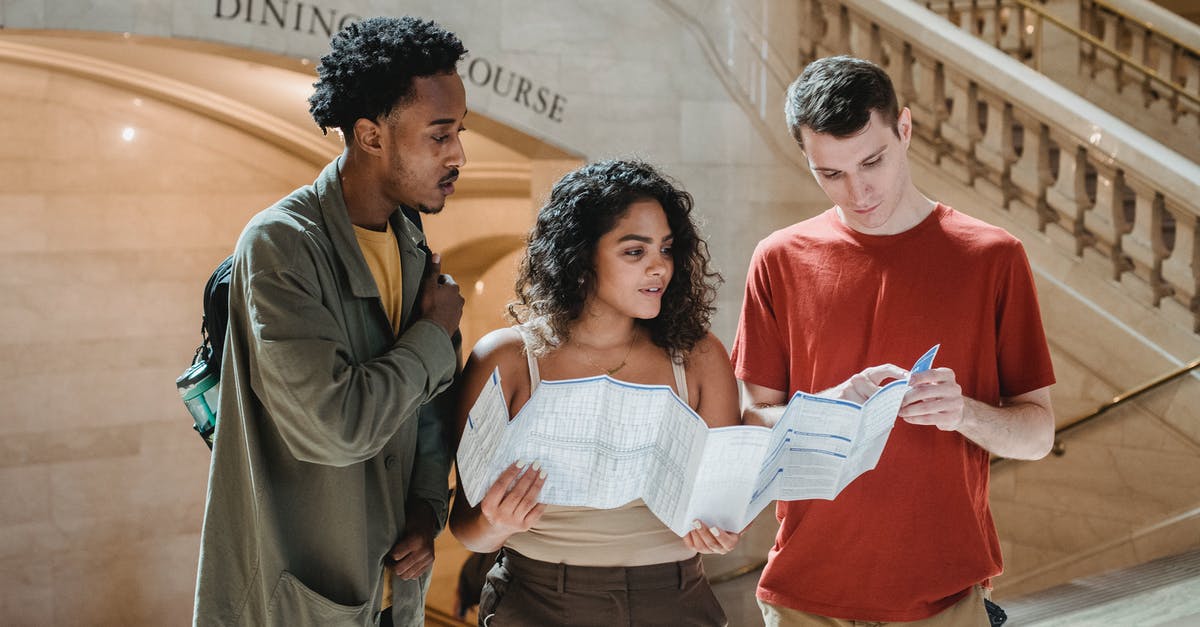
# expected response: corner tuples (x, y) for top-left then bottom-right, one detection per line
(731, 241), (789, 392)
(995, 241), (1056, 398)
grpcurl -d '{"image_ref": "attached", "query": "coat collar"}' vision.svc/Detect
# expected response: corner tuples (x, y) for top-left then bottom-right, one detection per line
(313, 158), (429, 317)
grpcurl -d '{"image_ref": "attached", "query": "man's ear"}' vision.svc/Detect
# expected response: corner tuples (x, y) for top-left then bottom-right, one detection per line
(897, 107), (913, 146)
(352, 117), (385, 156)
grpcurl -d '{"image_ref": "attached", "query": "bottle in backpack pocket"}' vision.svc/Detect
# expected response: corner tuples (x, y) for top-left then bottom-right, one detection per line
(177, 358), (219, 448)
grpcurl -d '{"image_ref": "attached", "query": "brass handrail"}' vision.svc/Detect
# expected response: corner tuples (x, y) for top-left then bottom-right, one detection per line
(993, 355), (1200, 467)
(1088, 0), (1200, 60)
(1013, 0), (1199, 108)
(927, 0), (1200, 110)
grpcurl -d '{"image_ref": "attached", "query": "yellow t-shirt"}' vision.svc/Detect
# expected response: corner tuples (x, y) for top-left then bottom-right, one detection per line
(353, 223), (404, 336)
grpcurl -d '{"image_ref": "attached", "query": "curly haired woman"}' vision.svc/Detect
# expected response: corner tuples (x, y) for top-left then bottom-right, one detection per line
(449, 159), (741, 626)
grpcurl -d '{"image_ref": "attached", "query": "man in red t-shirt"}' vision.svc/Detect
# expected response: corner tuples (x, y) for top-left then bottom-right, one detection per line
(731, 56), (1056, 626)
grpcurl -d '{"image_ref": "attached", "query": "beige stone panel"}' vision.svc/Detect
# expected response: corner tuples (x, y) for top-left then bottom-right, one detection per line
(996, 542), (1143, 598)
(1101, 446), (1200, 506)
(2, 279), (194, 343)
(24, 193), (274, 252)
(672, 31), (741, 102)
(1070, 404), (1200, 455)
(992, 498), (1130, 556)
(0, 335), (192, 378)
(458, 248), (523, 353)
(555, 50), (670, 99)
(37, 71), (323, 176)
(997, 541), (1071, 586)
(1006, 471), (1158, 527)
(1163, 379), (1200, 444)
(0, 59), (51, 102)
(0, 424), (140, 468)
(0, 464), (51, 527)
(0, 193), (48, 251)
(0, 554), (52, 627)
(0, 367), (194, 435)
(1038, 280), (1180, 393)
(499, 0), (668, 60)
(46, 445), (204, 543)
(49, 532), (199, 626)
(680, 101), (761, 166)
(48, 454), (141, 531)
(990, 463), (1017, 500)
(1130, 511), (1200, 561)
(0, 249), (232, 289)
(424, 196), (532, 253)
(5, 367), (183, 433)
(1043, 339), (1118, 423)
(568, 96), (682, 162)
(0, 520), (68, 564)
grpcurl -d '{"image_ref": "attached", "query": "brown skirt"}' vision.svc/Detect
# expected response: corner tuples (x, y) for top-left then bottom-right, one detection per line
(478, 548), (727, 626)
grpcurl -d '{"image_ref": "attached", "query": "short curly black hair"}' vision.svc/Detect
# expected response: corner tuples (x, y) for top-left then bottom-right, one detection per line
(308, 16), (466, 136)
(509, 160), (722, 361)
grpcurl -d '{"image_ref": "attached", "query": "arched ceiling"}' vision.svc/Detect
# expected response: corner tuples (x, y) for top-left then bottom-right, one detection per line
(0, 29), (577, 196)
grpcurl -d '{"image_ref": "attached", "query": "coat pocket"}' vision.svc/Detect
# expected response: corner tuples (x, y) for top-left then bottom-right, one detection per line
(267, 571), (373, 627)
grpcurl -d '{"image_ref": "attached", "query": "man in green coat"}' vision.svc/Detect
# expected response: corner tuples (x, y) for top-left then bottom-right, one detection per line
(193, 16), (468, 626)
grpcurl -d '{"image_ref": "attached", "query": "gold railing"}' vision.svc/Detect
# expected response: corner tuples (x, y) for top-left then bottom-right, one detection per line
(924, 0), (1200, 155)
(1083, 0), (1200, 82)
(993, 355), (1200, 468)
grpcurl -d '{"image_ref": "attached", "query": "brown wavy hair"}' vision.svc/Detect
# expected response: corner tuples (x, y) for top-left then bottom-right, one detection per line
(508, 159), (722, 361)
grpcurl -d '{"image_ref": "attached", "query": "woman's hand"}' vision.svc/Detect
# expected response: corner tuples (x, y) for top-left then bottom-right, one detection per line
(479, 461), (548, 536)
(683, 520), (740, 554)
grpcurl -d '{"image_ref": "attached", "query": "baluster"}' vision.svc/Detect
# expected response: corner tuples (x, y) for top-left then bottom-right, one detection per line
(997, 1), (1023, 55)
(845, 12), (880, 62)
(1178, 50), (1200, 131)
(1089, 10), (1121, 91)
(1009, 108), (1051, 231)
(1123, 24), (1150, 95)
(833, 2), (852, 58)
(940, 72), (979, 183)
(1179, 50), (1200, 95)
(1120, 177), (1170, 306)
(1161, 199), (1200, 332)
(908, 56), (948, 164)
(1082, 157), (1131, 281)
(972, 89), (1015, 206)
(799, 0), (826, 62)
(1044, 131), (1091, 255)
(978, 0), (1000, 46)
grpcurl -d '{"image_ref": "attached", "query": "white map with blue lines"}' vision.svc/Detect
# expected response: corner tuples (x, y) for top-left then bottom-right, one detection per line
(457, 345), (939, 537)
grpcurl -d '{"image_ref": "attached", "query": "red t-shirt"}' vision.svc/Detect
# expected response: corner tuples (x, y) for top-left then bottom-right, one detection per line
(731, 204), (1055, 622)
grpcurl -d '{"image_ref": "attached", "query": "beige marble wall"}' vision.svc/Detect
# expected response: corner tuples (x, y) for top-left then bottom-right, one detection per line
(992, 375), (1200, 598)
(0, 59), (319, 624)
(4, 0), (1199, 624)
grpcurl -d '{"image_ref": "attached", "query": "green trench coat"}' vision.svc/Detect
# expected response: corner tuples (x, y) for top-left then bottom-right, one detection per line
(193, 159), (457, 626)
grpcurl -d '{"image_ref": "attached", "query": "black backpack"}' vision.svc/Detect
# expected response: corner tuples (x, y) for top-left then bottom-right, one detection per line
(176, 254), (233, 449)
(175, 206), (431, 449)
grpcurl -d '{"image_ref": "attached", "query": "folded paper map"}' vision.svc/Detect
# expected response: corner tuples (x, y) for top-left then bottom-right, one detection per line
(458, 345), (939, 536)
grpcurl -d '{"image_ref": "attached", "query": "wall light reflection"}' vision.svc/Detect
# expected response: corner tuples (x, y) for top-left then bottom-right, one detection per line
(122, 127), (136, 142)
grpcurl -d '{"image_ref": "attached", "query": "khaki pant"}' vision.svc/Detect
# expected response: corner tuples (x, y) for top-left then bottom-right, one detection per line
(479, 549), (727, 626)
(759, 586), (991, 627)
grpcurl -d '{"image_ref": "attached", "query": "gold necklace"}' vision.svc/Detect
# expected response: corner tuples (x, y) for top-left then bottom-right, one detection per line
(576, 331), (638, 376)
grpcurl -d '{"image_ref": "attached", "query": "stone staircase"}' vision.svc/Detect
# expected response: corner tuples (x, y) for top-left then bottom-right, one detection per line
(661, 0), (1200, 612)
